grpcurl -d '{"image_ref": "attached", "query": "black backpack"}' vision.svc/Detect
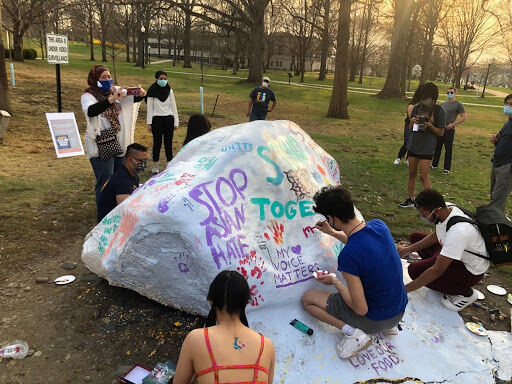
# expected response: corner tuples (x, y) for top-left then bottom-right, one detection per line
(446, 205), (512, 267)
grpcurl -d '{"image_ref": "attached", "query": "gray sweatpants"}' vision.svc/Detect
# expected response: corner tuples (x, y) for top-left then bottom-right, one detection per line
(490, 163), (512, 213)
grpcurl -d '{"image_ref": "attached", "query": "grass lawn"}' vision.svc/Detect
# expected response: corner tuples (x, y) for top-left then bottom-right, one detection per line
(1, 41), (511, 283)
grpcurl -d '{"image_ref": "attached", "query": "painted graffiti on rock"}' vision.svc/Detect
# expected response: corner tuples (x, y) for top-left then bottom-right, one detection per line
(174, 173), (196, 187)
(284, 168), (318, 200)
(237, 250), (267, 307)
(264, 219), (284, 245)
(348, 337), (400, 376)
(158, 194), (176, 213)
(302, 226), (315, 238)
(98, 215), (121, 257)
(182, 197), (194, 211)
(189, 168), (250, 269)
(268, 246), (320, 288)
(194, 157), (218, 171)
(221, 143), (253, 152)
(250, 198), (315, 221)
(174, 252), (191, 273)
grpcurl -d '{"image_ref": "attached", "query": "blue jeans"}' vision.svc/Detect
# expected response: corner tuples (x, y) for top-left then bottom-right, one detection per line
(249, 111), (267, 122)
(90, 156), (124, 222)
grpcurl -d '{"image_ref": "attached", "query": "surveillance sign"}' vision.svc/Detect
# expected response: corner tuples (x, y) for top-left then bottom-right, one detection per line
(46, 34), (69, 64)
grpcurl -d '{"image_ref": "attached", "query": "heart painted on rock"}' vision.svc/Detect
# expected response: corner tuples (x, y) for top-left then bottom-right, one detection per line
(291, 245), (302, 255)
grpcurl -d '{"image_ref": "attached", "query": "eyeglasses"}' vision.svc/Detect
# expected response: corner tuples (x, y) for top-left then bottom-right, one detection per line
(447, 92), (454, 95)
(133, 158), (147, 166)
(263, 80), (270, 83)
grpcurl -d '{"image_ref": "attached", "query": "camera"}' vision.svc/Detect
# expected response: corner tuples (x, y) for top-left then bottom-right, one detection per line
(416, 116), (428, 132)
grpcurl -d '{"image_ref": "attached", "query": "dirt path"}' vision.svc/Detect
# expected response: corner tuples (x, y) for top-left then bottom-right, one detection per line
(1, 241), (200, 383)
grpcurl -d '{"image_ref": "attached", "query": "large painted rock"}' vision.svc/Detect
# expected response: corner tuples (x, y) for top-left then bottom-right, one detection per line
(82, 120), (512, 383)
(82, 120), (345, 314)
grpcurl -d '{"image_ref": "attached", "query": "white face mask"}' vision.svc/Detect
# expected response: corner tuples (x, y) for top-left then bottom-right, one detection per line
(261, 82), (269, 88)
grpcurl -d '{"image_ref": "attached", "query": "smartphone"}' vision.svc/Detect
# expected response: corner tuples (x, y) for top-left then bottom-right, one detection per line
(125, 87), (142, 96)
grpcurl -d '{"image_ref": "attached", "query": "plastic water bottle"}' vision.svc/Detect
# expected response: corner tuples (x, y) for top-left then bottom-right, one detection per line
(0, 340), (29, 359)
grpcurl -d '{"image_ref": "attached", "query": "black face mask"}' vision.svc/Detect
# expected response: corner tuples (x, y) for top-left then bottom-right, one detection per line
(131, 158), (147, 173)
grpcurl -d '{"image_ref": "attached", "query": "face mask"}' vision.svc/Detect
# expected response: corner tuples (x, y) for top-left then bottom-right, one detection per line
(420, 216), (434, 225)
(421, 209), (439, 225)
(157, 79), (168, 87)
(131, 158), (147, 173)
(97, 79), (113, 92)
(421, 98), (433, 106)
(447, 93), (454, 100)
(261, 82), (269, 88)
(504, 105), (512, 116)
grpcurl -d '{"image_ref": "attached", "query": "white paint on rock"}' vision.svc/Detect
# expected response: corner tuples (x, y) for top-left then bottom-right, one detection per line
(82, 120), (512, 383)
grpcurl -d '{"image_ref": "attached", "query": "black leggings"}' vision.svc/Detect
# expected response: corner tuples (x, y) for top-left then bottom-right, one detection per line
(151, 115), (174, 162)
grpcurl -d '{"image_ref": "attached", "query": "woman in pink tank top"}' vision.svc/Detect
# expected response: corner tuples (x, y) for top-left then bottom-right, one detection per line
(174, 271), (275, 384)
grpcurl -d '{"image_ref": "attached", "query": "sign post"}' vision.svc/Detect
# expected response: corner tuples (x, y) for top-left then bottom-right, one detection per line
(46, 34), (69, 112)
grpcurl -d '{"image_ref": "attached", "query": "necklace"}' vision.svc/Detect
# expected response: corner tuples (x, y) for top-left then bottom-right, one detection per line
(347, 221), (365, 237)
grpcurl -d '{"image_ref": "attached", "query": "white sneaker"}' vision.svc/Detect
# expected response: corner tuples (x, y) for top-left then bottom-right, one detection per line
(404, 159), (409, 166)
(441, 289), (478, 312)
(151, 163), (159, 174)
(335, 328), (372, 359)
(394, 158), (401, 165)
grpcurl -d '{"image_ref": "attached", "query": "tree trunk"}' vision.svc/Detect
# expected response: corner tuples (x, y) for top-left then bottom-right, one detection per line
(183, 12), (192, 68)
(101, 38), (107, 62)
(232, 35), (239, 75)
(327, 0), (351, 118)
(419, 29), (435, 85)
(132, 26), (137, 63)
(358, 0), (372, 84)
(247, 16), (265, 82)
(318, 0), (330, 80)
(0, 5), (11, 113)
(89, 9), (95, 61)
(125, 9), (130, 62)
(13, 20), (24, 62)
(377, 0), (412, 97)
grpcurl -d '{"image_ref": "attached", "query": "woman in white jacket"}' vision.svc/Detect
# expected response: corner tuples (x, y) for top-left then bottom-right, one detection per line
(145, 70), (179, 174)
(81, 64), (145, 222)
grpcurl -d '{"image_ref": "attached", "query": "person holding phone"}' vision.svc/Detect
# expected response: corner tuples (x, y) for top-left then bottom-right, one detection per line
(399, 82), (446, 208)
(81, 64), (146, 222)
(145, 70), (179, 174)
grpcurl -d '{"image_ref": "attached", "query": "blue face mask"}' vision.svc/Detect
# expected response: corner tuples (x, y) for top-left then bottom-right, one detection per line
(97, 79), (113, 92)
(447, 93), (454, 100)
(157, 79), (168, 87)
(504, 105), (512, 116)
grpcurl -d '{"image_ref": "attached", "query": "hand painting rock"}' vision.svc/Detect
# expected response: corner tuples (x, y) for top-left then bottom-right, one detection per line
(82, 120), (345, 314)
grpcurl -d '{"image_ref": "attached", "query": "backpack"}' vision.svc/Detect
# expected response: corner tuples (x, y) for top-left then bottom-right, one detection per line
(446, 205), (512, 267)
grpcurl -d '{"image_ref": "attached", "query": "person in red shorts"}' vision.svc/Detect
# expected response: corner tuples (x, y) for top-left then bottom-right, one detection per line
(398, 189), (490, 311)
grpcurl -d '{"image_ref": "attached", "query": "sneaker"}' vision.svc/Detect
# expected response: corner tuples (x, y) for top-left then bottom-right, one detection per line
(394, 158), (401, 165)
(441, 289), (478, 312)
(381, 327), (399, 336)
(335, 329), (372, 359)
(151, 163), (159, 174)
(404, 159), (409, 166)
(443, 169), (450, 174)
(399, 198), (415, 208)
(430, 165), (438, 170)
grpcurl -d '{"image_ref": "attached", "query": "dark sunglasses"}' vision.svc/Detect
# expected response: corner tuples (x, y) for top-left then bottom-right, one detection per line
(263, 80), (270, 83)
(447, 92), (454, 95)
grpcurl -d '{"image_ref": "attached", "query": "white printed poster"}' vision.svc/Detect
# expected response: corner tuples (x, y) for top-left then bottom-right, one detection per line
(46, 112), (84, 158)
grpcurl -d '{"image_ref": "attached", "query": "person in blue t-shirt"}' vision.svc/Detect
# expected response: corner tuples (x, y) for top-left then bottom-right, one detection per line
(246, 76), (277, 122)
(97, 143), (148, 222)
(301, 186), (408, 359)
